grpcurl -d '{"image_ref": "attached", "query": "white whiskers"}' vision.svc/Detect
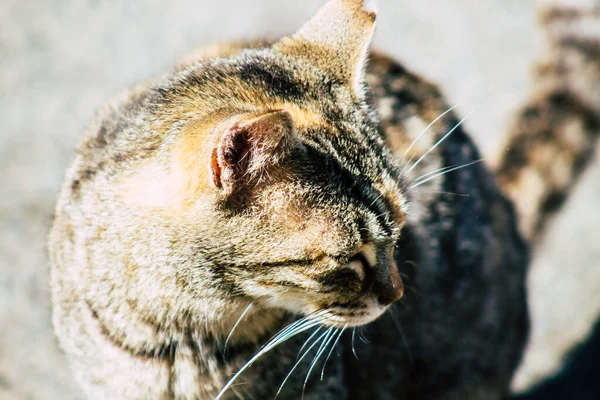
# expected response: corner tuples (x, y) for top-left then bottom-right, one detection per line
(400, 104), (459, 176)
(320, 324), (347, 380)
(406, 105), (479, 174)
(412, 163), (459, 183)
(224, 301), (254, 351)
(275, 327), (330, 399)
(297, 326), (324, 357)
(357, 327), (369, 344)
(351, 328), (359, 360)
(214, 311), (327, 400)
(274, 322), (348, 399)
(302, 327), (337, 397)
(403, 104), (460, 157)
(409, 159), (483, 189)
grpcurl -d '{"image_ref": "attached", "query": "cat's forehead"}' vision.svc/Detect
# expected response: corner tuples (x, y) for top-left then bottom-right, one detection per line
(159, 52), (340, 127)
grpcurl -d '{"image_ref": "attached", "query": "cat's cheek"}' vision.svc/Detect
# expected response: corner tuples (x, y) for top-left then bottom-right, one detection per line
(233, 278), (318, 315)
(264, 291), (323, 317)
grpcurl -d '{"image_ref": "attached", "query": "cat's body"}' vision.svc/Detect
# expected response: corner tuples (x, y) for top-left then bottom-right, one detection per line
(48, 1), (600, 399)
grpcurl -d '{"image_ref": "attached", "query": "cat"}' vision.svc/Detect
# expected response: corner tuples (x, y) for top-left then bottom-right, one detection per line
(48, 0), (600, 399)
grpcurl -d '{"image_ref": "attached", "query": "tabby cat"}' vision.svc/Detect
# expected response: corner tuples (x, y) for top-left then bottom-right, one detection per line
(48, 0), (600, 399)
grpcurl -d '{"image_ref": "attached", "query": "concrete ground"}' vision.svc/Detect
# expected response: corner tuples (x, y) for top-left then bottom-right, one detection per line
(1, 0), (598, 398)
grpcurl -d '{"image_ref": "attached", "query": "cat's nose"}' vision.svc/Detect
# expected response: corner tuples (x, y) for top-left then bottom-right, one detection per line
(373, 259), (404, 305)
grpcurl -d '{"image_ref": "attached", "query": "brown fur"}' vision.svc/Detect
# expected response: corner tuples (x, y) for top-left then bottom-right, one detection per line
(48, 0), (596, 399)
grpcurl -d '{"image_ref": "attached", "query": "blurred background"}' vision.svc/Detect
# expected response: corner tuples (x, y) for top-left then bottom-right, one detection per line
(1, 0), (598, 398)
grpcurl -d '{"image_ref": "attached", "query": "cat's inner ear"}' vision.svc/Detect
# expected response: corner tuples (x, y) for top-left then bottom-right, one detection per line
(210, 110), (297, 194)
(274, 0), (376, 94)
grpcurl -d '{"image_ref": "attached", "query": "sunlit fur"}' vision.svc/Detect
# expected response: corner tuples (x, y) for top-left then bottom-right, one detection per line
(50, 1), (410, 398)
(48, 0), (599, 399)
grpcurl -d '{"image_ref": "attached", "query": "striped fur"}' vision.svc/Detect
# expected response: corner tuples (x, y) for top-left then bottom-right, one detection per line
(48, 0), (597, 399)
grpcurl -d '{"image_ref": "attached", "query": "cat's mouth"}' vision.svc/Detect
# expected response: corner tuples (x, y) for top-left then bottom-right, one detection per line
(322, 246), (403, 327)
(314, 248), (404, 327)
(247, 244), (404, 328)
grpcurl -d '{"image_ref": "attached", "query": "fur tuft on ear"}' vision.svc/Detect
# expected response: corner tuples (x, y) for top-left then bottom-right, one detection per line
(274, 0), (376, 94)
(210, 110), (298, 195)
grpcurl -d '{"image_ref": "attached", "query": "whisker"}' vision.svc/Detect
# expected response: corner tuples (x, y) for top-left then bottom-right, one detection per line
(403, 284), (422, 297)
(297, 326), (324, 357)
(214, 313), (325, 400)
(230, 383), (246, 400)
(403, 104), (459, 157)
(351, 328), (359, 360)
(261, 317), (310, 350)
(358, 327), (369, 344)
(302, 327), (337, 398)
(224, 301), (254, 351)
(267, 315), (309, 342)
(264, 310), (325, 349)
(409, 159), (483, 189)
(412, 164), (458, 183)
(400, 152), (416, 177)
(369, 191), (385, 208)
(274, 328), (331, 399)
(320, 324), (347, 380)
(406, 106), (479, 174)
(271, 319), (324, 351)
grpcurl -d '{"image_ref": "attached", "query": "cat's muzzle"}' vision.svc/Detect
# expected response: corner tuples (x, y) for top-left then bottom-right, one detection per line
(349, 249), (404, 306)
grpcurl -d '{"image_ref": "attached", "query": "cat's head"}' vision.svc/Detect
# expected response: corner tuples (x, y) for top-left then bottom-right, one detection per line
(133, 0), (407, 327)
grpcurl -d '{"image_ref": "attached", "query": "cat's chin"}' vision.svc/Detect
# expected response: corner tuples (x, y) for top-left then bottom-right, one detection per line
(320, 299), (390, 328)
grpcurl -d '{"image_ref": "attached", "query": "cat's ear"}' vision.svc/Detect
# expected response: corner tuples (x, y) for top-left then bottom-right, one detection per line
(274, 0), (376, 94)
(210, 110), (297, 196)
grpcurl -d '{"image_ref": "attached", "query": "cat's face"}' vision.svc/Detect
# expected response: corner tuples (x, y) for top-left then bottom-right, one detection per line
(201, 113), (407, 327)
(154, 0), (407, 327)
